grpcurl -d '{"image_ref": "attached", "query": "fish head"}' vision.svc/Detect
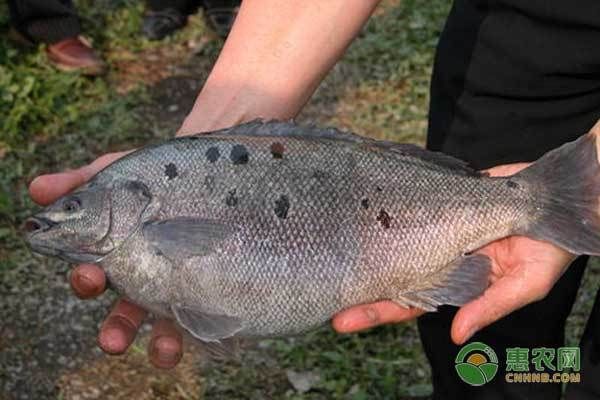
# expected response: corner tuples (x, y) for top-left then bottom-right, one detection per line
(24, 179), (152, 263)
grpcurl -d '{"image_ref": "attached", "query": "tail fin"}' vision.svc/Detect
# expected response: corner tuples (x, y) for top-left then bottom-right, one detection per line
(516, 130), (600, 255)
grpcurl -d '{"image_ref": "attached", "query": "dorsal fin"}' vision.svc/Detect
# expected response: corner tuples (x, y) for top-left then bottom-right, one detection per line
(189, 119), (479, 177)
(208, 119), (365, 143)
(376, 141), (480, 176)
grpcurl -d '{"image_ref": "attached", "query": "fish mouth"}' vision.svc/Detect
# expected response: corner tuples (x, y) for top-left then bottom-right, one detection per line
(23, 216), (98, 262)
(23, 216), (61, 257)
(24, 217), (103, 263)
(27, 240), (105, 264)
(27, 241), (62, 257)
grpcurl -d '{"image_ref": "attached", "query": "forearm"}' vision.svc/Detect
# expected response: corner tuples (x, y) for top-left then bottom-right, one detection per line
(178, 0), (380, 135)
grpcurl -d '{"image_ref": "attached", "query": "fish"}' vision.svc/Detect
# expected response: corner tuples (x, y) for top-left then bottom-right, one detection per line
(24, 119), (600, 349)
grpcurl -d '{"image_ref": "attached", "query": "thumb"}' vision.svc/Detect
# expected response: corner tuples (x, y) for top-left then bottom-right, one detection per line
(29, 151), (130, 206)
(450, 275), (548, 345)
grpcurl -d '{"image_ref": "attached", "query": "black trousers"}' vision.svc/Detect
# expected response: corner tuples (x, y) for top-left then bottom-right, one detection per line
(146, 0), (201, 15)
(8, 0), (81, 44)
(419, 256), (600, 399)
(146, 0), (240, 14)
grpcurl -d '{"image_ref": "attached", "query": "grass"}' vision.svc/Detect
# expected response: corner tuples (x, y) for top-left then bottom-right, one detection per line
(2, 0), (598, 399)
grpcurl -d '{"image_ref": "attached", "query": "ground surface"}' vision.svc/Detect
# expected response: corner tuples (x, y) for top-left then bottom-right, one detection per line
(1, 1), (599, 399)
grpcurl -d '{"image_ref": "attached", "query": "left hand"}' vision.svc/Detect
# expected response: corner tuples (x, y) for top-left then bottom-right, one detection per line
(332, 163), (575, 344)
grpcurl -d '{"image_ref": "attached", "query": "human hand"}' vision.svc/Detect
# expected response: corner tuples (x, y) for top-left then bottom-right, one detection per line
(29, 152), (183, 369)
(332, 163), (575, 345)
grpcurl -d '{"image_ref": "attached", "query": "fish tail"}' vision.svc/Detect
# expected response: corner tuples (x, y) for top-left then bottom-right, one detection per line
(515, 126), (600, 255)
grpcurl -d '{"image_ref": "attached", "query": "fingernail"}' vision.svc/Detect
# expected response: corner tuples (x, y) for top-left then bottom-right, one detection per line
(463, 326), (479, 343)
(364, 307), (378, 324)
(154, 337), (181, 365)
(344, 307), (378, 331)
(76, 274), (96, 293)
(98, 327), (126, 354)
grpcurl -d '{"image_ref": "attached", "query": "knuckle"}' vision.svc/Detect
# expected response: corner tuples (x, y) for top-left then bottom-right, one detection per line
(364, 306), (380, 325)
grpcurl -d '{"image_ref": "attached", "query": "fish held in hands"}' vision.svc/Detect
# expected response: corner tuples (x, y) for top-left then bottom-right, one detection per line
(25, 120), (600, 349)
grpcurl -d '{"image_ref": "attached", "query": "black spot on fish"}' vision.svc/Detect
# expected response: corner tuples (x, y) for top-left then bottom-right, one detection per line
(376, 185), (383, 192)
(226, 189), (238, 207)
(188, 135), (201, 140)
(361, 198), (369, 209)
(230, 144), (249, 165)
(506, 180), (519, 189)
(164, 163), (178, 180)
(377, 209), (391, 229)
(204, 175), (215, 193)
(312, 170), (327, 180)
(206, 147), (220, 163)
(270, 142), (285, 159)
(274, 195), (290, 219)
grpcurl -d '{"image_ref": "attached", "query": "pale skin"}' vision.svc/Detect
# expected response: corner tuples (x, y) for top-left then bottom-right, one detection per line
(29, 0), (593, 368)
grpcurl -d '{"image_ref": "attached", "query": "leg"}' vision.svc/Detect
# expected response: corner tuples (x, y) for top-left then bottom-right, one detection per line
(564, 284), (600, 399)
(418, 256), (588, 399)
(8, 0), (80, 44)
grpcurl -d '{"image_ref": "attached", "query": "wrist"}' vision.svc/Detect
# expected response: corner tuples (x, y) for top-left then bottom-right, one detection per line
(177, 82), (302, 137)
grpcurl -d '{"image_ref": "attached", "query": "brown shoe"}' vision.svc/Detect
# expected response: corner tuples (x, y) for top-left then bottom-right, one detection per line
(46, 36), (106, 76)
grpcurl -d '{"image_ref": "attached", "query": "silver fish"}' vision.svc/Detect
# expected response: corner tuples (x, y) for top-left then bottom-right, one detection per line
(25, 120), (600, 348)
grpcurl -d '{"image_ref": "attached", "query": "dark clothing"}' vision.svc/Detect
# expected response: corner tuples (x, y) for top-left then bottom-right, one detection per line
(428, 0), (600, 170)
(146, 0), (201, 15)
(8, 0), (81, 44)
(146, 0), (241, 15)
(424, 0), (600, 399)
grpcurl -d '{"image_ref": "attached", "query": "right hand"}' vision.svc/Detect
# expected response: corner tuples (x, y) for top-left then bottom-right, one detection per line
(29, 152), (184, 369)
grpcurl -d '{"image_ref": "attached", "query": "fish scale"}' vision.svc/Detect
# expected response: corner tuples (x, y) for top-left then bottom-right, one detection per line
(26, 120), (600, 346)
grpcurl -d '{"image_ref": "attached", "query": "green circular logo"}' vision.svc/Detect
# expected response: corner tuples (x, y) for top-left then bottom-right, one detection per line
(455, 342), (498, 386)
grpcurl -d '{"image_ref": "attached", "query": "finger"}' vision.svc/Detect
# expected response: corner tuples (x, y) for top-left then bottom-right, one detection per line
(29, 171), (88, 206)
(148, 319), (183, 369)
(70, 264), (106, 299)
(332, 301), (424, 333)
(484, 162), (530, 178)
(29, 151), (130, 206)
(451, 276), (540, 345)
(98, 299), (147, 355)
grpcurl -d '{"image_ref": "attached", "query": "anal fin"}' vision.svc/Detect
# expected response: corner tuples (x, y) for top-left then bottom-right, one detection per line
(395, 254), (492, 311)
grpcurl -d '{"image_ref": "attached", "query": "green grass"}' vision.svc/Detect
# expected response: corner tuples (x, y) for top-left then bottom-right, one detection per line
(2, 0), (598, 399)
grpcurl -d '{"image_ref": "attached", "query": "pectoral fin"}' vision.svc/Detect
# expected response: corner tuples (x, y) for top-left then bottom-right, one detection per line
(395, 254), (492, 311)
(143, 217), (232, 261)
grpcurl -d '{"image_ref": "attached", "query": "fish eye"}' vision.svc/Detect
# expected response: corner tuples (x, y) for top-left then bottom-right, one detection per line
(63, 197), (81, 213)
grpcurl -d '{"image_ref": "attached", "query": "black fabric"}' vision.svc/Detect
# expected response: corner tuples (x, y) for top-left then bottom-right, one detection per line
(428, 0), (600, 169)
(8, 0), (81, 44)
(146, 0), (201, 16)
